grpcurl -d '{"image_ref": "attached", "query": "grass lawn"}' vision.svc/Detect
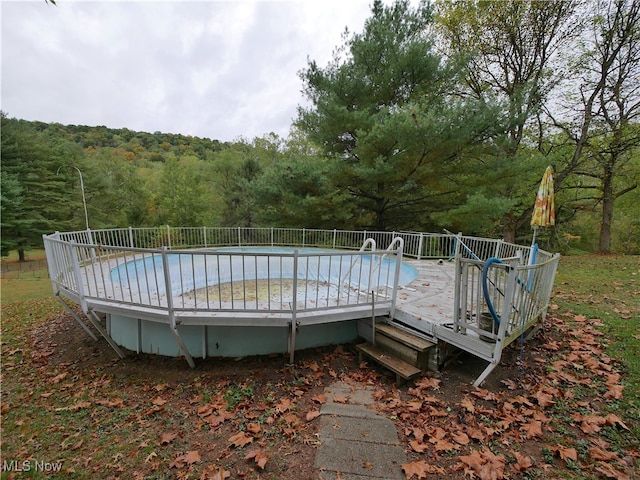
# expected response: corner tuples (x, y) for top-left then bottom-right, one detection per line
(1, 250), (52, 303)
(553, 255), (640, 404)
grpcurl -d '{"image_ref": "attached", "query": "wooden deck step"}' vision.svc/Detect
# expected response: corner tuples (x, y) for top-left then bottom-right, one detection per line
(376, 323), (435, 351)
(356, 343), (421, 385)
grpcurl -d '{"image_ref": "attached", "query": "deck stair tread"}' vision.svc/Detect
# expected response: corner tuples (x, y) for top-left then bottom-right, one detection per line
(376, 323), (435, 351)
(356, 343), (421, 385)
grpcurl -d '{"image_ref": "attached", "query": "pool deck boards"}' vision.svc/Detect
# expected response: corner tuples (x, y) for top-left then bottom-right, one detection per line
(392, 260), (456, 338)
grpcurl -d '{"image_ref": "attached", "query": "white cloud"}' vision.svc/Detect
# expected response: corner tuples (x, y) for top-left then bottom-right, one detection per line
(1, 0), (375, 142)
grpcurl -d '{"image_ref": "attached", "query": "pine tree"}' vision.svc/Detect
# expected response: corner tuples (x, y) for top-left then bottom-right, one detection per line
(1, 114), (73, 260)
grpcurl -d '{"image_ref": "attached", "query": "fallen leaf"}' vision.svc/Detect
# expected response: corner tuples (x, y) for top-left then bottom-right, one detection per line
(245, 449), (268, 469)
(501, 378), (518, 390)
(604, 383), (624, 400)
(306, 360), (320, 371)
(228, 431), (253, 448)
(160, 432), (177, 445)
(144, 452), (157, 463)
(170, 450), (200, 468)
(522, 420), (543, 439)
(183, 450), (201, 465)
(152, 397), (167, 406)
(312, 394), (327, 404)
(246, 422), (261, 434)
(555, 446), (577, 462)
(415, 377), (441, 390)
(451, 431), (470, 446)
(205, 413), (230, 429)
(533, 390), (555, 407)
(472, 388), (498, 401)
(579, 418), (602, 434)
(411, 427), (425, 442)
(430, 426), (447, 440)
(512, 452), (533, 472)
(402, 459), (437, 479)
(95, 398), (124, 408)
(275, 398), (292, 413)
(409, 440), (429, 453)
(199, 464), (231, 480)
(594, 463), (630, 480)
(459, 451), (484, 472)
(306, 409), (321, 422)
(460, 397), (475, 413)
(50, 372), (68, 384)
(433, 438), (458, 451)
(588, 446), (618, 462)
(604, 413), (630, 431)
(333, 396), (349, 404)
(142, 405), (163, 416)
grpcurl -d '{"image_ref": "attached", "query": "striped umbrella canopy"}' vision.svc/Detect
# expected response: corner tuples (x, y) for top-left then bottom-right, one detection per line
(531, 166), (555, 245)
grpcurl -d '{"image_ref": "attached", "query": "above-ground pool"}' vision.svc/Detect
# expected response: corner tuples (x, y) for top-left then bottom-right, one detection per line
(44, 227), (559, 379)
(48, 238), (418, 363)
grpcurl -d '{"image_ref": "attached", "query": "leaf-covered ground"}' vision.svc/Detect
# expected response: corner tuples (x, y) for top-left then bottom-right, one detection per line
(1, 255), (639, 479)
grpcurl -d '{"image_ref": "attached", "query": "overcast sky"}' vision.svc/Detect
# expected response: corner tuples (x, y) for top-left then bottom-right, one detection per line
(1, 0), (377, 142)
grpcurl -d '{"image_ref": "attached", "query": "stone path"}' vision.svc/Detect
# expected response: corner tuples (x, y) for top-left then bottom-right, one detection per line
(314, 381), (406, 480)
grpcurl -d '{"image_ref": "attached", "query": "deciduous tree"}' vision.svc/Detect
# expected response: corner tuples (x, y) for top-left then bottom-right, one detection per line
(435, 0), (582, 241)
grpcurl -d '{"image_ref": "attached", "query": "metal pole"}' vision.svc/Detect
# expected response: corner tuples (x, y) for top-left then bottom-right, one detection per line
(57, 165), (89, 230)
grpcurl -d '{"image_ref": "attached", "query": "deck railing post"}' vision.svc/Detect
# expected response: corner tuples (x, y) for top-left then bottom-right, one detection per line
(453, 258), (462, 333)
(389, 242), (403, 320)
(129, 226), (135, 248)
(70, 242), (88, 312)
(161, 246), (195, 368)
(289, 249), (299, 364)
(417, 233), (424, 260)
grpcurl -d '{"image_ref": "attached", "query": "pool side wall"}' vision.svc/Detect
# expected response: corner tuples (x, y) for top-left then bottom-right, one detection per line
(108, 314), (359, 358)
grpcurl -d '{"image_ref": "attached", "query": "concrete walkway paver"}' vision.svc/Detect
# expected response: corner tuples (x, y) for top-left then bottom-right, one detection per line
(314, 382), (406, 480)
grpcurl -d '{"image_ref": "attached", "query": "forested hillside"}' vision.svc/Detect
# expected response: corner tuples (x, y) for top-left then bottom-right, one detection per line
(2, 0), (639, 259)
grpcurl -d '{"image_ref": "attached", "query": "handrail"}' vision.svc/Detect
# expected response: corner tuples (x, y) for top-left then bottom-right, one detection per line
(339, 237), (377, 294)
(369, 236), (404, 290)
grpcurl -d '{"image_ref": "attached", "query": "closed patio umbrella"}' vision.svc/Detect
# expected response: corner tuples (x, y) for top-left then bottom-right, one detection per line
(530, 166), (555, 247)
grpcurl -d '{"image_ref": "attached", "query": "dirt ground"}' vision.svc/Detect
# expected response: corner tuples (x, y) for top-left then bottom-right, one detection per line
(6, 307), (637, 479)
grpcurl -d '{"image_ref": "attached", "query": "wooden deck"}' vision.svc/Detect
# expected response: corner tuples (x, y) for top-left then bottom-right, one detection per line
(392, 259), (457, 340)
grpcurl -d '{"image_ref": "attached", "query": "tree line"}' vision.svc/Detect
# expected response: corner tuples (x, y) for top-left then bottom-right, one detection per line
(2, 0), (638, 260)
